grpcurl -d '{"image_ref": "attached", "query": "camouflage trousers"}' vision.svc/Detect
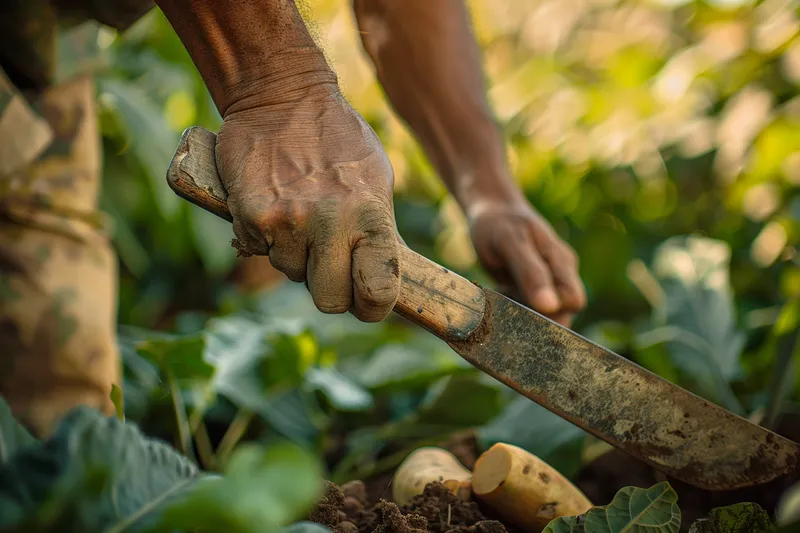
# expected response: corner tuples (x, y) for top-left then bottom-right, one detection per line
(0, 68), (119, 437)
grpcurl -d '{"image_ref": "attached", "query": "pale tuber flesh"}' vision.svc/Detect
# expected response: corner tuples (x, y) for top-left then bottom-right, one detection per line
(392, 447), (473, 505)
(472, 443), (592, 532)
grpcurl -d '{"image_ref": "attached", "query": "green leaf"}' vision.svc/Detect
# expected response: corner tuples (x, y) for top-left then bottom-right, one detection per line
(305, 367), (374, 412)
(544, 482), (680, 533)
(638, 236), (745, 413)
(415, 374), (504, 427)
(110, 385), (126, 422)
(357, 341), (470, 391)
(146, 442), (324, 533)
(204, 314), (325, 443)
(478, 396), (587, 479)
(0, 397), (37, 465)
(136, 334), (214, 382)
(0, 406), (201, 532)
(688, 502), (775, 532)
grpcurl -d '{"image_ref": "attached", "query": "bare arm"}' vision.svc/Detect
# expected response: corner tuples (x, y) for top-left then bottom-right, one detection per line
(155, 0), (403, 323)
(154, 0), (334, 115)
(352, 0), (517, 213)
(353, 0), (586, 323)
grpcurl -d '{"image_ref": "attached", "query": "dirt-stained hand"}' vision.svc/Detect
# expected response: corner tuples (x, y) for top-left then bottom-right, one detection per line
(215, 83), (401, 322)
(469, 201), (586, 327)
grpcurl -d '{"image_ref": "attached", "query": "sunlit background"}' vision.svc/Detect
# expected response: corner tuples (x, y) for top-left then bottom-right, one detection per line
(52, 0), (800, 521)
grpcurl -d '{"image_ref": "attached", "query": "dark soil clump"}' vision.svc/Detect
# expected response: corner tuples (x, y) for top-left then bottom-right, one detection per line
(401, 483), (502, 533)
(308, 481), (347, 529)
(307, 481), (506, 533)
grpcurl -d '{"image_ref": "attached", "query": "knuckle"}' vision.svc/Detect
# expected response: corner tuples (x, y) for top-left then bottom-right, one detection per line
(315, 302), (351, 315)
(358, 279), (398, 308)
(560, 245), (579, 267)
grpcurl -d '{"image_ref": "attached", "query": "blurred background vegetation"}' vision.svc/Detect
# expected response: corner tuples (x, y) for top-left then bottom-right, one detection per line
(53, 0), (799, 512)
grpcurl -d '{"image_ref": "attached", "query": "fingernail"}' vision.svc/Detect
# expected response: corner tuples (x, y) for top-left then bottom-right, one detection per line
(533, 288), (560, 313)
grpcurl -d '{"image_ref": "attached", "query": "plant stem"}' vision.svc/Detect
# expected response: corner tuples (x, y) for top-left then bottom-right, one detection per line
(216, 408), (254, 466)
(194, 419), (218, 472)
(167, 369), (197, 464)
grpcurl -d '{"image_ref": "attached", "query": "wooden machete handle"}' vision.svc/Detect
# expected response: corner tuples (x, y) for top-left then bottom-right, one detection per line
(166, 126), (486, 342)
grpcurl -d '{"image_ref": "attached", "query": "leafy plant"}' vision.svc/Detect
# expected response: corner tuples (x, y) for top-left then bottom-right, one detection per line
(0, 397), (323, 533)
(688, 502), (776, 533)
(543, 481), (681, 533)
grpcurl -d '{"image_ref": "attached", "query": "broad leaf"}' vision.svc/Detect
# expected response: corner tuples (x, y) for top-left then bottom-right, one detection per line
(204, 315), (325, 443)
(356, 341), (471, 391)
(0, 406), (201, 532)
(0, 397), (37, 465)
(136, 334), (214, 382)
(415, 374), (505, 427)
(146, 442), (324, 533)
(305, 367), (374, 411)
(544, 481), (680, 533)
(478, 396), (587, 479)
(688, 502), (775, 532)
(637, 236), (745, 413)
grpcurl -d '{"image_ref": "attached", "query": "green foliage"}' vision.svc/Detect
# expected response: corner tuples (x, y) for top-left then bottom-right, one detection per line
(544, 482), (681, 533)
(144, 442), (323, 533)
(635, 236), (746, 413)
(0, 399), (36, 465)
(43, 0), (800, 527)
(0, 397), (323, 533)
(688, 502), (776, 533)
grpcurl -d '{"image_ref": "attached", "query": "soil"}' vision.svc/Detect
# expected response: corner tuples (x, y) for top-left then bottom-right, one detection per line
(328, 416), (799, 533)
(307, 481), (508, 533)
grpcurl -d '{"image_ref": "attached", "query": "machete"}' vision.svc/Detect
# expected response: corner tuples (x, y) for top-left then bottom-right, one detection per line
(166, 126), (799, 491)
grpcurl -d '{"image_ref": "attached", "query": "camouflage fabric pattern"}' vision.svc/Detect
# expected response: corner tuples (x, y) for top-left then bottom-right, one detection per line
(0, 70), (120, 438)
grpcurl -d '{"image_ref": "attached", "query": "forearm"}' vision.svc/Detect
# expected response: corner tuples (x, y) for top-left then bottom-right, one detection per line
(352, 0), (523, 214)
(154, 0), (337, 115)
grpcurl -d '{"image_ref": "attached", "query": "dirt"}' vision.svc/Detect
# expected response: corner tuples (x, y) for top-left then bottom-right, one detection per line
(307, 481), (507, 533)
(318, 416), (800, 533)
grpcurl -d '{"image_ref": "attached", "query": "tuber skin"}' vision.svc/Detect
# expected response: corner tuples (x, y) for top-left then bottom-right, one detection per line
(472, 443), (592, 533)
(392, 447), (473, 505)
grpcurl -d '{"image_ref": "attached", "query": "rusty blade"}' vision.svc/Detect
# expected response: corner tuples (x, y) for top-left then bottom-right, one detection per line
(449, 290), (800, 491)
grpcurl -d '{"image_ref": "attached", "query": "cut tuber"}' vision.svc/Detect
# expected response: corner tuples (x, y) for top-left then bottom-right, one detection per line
(392, 447), (473, 506)
(471, 443), (592, 532)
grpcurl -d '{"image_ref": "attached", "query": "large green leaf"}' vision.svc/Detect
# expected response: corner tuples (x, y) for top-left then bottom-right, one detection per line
(356, 341), (471, 391)
(144, 442), (324, 533)
(305, 367), (374, 412)
(0, 406), (201, 532)
(543, 481), (681, 533)
(688, 502), (775, 532)
(0, 397), (37, 465)
(414, 374), (505, 427)
(636, 236), (745, 413)
(204, 314), (326, 443)
(477, 396), (587, 479)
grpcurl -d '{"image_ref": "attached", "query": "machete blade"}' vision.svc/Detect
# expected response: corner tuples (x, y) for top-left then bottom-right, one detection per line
(448, 289), (800, 491)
